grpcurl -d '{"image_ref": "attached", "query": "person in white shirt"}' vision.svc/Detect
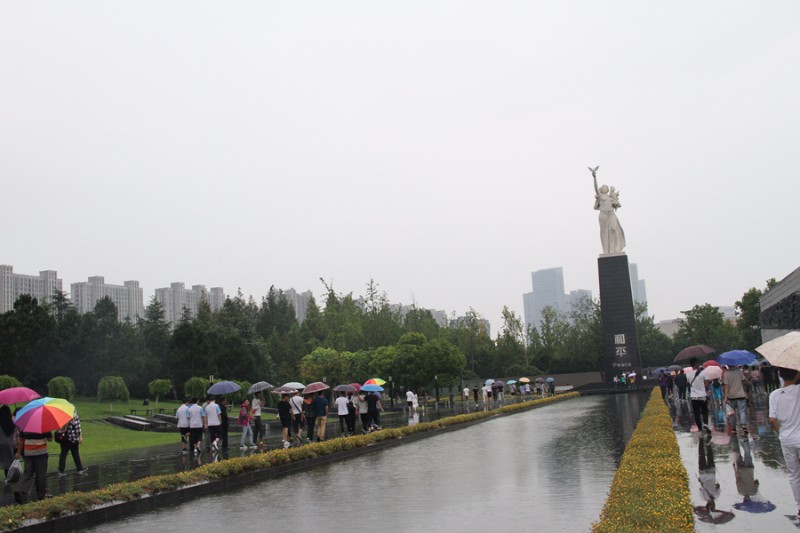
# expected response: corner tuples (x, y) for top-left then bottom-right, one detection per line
(204, 397), (222, 453)
(406, 389), (416, 415)
(463, 386), (470, 403)
(251, 393), (264, 448)
(686, 357), (710, 433)
(335, 392), (350, 435)
(289, 392), (305, 444)
(186, 398), (207, 455)
(769, 367), (800, 515)
(175, 399), (190, 454)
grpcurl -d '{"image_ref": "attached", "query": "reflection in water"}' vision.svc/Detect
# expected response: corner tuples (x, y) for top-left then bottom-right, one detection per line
(86, 394), (647, 533)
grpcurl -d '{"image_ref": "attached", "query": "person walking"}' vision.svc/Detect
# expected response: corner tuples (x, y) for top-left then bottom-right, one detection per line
(239, 399), (255, 449)
(312, 391), (329, 442)
(251, 393), (264, 449)
(0, 406), (16, 479)
(175, 398), (190, 454)
(472, 385), (479, 407)
(277, 393), (292, 448)
(366, 391), (382, 430)
(15, 428), (52, 503)
(406, 389), (416, 415)
(335, 391), (349, 435)
(289, 392), (305, 445)
(687, 358), (710, 434)
(346, 393), (356, 435)
(303, 393), (316, 442)
(219, 397), (229, 450)
(186, 397), (206, 455)
(355, 391), (369, 434)
(769, 367), (800, 516)
(724, 365), (750, 437)
(204, 397), (223, 453)
(56, 412), (87, 476)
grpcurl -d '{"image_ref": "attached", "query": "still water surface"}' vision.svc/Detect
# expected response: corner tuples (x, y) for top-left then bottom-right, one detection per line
(87, 393), (646, 533)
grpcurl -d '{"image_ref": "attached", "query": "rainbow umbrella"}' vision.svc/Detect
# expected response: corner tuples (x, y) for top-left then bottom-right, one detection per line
(364, 378), (386, 386)
(15, 397), (75, 433)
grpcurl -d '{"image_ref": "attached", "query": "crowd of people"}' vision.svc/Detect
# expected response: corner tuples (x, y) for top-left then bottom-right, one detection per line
(0, 406), (86, 505)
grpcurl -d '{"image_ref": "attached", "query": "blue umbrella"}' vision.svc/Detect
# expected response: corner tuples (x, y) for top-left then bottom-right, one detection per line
(545, 377), (555, 383)
(361, 384), (384, 392)
(717, 350), (756, 367)
(207, 381), (241, 395)
(651, 367), (669, 376)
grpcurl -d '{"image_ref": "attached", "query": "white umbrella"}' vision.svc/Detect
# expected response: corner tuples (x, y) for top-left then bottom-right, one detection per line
(756, 331), (800, 370)
(247, 381), (274, 394)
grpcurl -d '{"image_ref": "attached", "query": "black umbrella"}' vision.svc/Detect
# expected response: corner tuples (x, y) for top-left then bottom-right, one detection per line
(674, 344), (715, 362)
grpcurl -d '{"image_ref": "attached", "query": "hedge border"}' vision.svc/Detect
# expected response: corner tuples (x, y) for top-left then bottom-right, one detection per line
(1, 392), (579, 532)
(592, 388), (694, 532)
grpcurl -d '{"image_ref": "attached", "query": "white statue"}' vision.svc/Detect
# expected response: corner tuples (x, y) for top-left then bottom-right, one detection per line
(589, 166), (626, 254)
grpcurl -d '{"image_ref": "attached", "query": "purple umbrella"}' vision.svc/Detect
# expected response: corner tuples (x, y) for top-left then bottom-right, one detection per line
(303, 381), (330, 394)
(674, 344), (715, 362)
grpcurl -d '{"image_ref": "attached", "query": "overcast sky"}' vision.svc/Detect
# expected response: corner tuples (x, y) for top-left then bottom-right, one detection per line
(2, 2), (798, 332)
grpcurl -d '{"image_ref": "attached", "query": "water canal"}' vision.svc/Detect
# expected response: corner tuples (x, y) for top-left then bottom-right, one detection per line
(86, 393), (648, 533)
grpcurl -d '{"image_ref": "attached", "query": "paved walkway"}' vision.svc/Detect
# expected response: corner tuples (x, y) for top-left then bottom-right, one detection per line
(671, 391), (800, 531)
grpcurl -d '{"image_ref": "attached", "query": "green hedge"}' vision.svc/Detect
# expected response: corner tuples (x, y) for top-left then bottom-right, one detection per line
(592, 388), (694, 532)
(0, 392), (579, 530)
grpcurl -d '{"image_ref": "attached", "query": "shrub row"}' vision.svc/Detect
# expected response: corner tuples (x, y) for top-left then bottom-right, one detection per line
(592, 388), (694, 532)
(0, 392), (579, 531)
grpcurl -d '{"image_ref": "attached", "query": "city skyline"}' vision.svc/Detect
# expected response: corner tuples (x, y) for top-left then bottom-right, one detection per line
(2, 2), (797, 332)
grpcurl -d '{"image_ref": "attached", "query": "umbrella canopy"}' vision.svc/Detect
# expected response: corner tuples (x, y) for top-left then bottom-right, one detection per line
(349, 383), (362, 392)
(207, 381), (241, 395)
(0, 387), (41, 405)
(361, 384), (384, 392)
(717, 350), (756, 367)
(535, 377), (545, 383)
(703, 360), (720, 368)
(674, 344), (716, 362)
(484, 379), (495, 386)
(272, 386), (298, 395)
(282, 382), (305, 390)
(519, 377), (531, 383)
(304, 381), (330, 394)
(756, 331), (800, 370)
(15, 397), (75, 433)
(364, 378), (386, 386)
(703, 365), (724, 381)
(333, 384), (357, 393)
(507, 379), (517, 385)
(247, 381), (274, 394)
(492, 380), (505, 388)
(667, 365), (682, 372)
(545, 377), (555, 383)
(651, 367), (669, 376)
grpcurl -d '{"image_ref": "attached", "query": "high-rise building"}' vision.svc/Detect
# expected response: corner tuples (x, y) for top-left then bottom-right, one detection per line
(71, 276), (144, 323)
(0, 265), (62, 313)
(154, 282), (225, 325)
(628, 263), (648, 313)
(281, 288), (314, 323)
(523, 267), (593, 331)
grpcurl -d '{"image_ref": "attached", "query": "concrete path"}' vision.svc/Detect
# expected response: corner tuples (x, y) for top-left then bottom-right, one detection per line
(671, 392), (800, 531)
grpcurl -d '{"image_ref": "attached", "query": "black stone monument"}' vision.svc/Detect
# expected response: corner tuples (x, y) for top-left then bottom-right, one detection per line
(597, 253), (642, 381)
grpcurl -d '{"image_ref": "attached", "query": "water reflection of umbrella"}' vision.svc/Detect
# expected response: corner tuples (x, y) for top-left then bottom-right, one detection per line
(756, 331), (800, 370)
(333, 384), (357, 393)
(675, 344), (715, 362)
(282, 382), (305, 390)
(0, 387), (41, 405)
(717, 350), (757, 367)
(485, 379), (495, 386)
(15, 397), (75, 433)
(364, 378), (386, 386)
(361, 384), (384, 392)
(732, 499), (776, 513)
(693, 507), (735, 525)
(207, 381), (241, 395)
(303, 382), (330, 394)
(272, 386), (298, 395)
(519, 377), (531, 383)
(247, 381), (274, 394)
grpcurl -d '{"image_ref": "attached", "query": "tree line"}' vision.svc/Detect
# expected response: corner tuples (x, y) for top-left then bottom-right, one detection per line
(0, 278), (774, 398)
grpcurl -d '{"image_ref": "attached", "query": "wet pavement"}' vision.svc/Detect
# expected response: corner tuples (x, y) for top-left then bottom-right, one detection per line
(671, 390), (800, 531)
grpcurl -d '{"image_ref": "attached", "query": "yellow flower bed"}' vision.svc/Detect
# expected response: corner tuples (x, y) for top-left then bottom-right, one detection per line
(593, 388), (694, 533)
(0, 392), (578, 530)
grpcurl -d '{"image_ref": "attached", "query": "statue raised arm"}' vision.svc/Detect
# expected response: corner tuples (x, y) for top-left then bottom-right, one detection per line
(589, 166), (626, 254)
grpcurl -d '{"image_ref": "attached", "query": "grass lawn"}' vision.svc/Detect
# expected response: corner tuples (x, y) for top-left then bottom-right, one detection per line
(40, 396), (182, 469)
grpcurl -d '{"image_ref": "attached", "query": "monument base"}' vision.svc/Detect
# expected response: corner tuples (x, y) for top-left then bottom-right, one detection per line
(598, 254), (642, 381)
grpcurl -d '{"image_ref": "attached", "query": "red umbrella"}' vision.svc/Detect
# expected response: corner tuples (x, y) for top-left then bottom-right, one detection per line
(0, 387), (41, 405)
(703, 360), (720, 368)
(303, 381), (330, 394)
(674, 344), (716, 362)
(349, 383), (362, 391)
